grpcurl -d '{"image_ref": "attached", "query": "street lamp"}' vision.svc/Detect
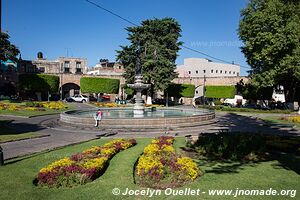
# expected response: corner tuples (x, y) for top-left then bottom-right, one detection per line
(203, 75), (206, 105)
(60, 64), (63, 101)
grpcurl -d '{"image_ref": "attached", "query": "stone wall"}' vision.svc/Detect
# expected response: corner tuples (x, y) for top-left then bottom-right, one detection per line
(173, 76), (249, 86)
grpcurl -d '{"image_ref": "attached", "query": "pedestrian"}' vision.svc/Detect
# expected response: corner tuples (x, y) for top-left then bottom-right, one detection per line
(94, 109), (103, 127)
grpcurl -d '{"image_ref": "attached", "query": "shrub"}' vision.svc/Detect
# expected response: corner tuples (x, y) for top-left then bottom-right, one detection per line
(205, 86), (236, 99)
(19, 74), (59, 93)
(190, 133), (300, 161)
(80, 77), (120, 94)
(37, 138), (136, 188)
(135, 136), (200, 189)
(25, 102), (41, 107)
(167, 84), (195, 98)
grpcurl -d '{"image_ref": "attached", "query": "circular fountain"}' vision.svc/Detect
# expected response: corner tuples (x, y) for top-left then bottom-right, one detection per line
(60, 47), (215, 132)
(60, 107), (215, 130)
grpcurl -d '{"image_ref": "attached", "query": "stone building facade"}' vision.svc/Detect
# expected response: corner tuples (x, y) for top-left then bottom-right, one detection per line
(32, 53), (88, 75)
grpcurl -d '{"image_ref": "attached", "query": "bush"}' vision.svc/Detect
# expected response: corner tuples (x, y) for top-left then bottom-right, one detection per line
(190, 133), (300, 161)
(135, 136), (200, 189)
(19, 74), (59, 93)
(167, 84), (195, 98)
(205, 86), (235, 98)
(80, 77), (120, 94)
(25, 102), (41, 107)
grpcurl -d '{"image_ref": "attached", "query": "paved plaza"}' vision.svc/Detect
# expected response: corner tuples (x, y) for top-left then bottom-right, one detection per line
(1, 103), (299, 160)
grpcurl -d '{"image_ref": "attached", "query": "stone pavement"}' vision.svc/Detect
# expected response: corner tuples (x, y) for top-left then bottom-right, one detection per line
(0, 103), (299, 160)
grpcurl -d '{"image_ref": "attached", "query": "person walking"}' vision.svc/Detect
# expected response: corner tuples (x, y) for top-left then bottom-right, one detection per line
(94, 109), (103, 127)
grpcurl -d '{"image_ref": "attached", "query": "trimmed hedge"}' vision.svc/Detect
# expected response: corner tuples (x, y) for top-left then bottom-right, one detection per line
(19, 74), (59, 93)
(167, 84), (195, 98)
(80, 77), (120, 94)
(205, 86), (235, 98)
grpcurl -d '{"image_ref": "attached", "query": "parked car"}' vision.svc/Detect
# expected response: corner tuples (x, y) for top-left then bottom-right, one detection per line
(68, 94), (89, 103)
(89, 96), (97, 102)
(242, 104), (270, 110)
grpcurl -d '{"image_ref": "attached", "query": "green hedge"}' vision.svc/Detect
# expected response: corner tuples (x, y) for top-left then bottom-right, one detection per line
(167, 84), (195, 98)
(19, 74), (59, 93)
(80, 77), (120, 94)
(205, 86), (235, 98)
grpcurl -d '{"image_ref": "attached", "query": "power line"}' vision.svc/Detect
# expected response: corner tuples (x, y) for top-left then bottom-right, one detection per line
(85, 0), (138, 27)
(84, 0), (251, 69)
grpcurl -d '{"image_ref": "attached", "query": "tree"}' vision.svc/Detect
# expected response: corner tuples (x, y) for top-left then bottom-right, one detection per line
(116, 18), (182, 96)
(0, 32), (20, 62)
(238, 0), (300, 102)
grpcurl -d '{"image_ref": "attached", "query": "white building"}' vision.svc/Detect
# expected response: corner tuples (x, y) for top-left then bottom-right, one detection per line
(87, 60), (124, 76)
(176, 58), (240, 78)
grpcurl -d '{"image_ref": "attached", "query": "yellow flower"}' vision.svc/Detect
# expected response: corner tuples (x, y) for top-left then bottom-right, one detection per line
(83, 146), (102, 154)
(177, 157), (199, 180)
(136, 155), (163, 175)
(39, 157), (74, 173)
(81, 157), (108, 170)
(143, 144), (160, 155)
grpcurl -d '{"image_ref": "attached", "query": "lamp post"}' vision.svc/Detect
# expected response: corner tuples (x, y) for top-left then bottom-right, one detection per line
(60, 64), (63, 101)
(203, 75), (206, 105)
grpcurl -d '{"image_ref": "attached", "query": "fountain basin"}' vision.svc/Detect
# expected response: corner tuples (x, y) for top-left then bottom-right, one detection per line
(60, 107), (215, 129)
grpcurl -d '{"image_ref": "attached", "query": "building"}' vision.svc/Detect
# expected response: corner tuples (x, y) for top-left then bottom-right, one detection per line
(32, 52), (88, 74)
(176, 58), (240, 78)
(87, 59), (124, 76)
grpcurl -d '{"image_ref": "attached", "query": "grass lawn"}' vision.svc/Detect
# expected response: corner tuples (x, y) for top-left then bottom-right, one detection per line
(0, 120), (43, 143)
(0, 137), (299, 200)
(0, 101), (73, 117)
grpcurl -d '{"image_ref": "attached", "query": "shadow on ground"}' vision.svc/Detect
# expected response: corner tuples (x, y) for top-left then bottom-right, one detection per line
(183, 112), (300, 175)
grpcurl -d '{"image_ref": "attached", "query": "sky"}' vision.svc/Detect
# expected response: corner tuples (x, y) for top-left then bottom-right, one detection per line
(2, 0), (250, 75)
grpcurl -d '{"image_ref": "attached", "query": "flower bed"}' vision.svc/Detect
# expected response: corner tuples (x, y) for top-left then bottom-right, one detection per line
(135, 136), (200, 189)
(94, 102), (125, 107)
(37, 139), (137, 188)
(282, 116), (300, 123)
(0, 101), (67, 111)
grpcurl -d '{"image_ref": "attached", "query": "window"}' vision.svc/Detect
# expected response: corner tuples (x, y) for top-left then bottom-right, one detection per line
(216, 70), (218, 73)
(211, 69), (213, 73)
(225, 71), (227, 74)
(64, 61), (70, 73)
(76, 62), (81, 68)
(220, 70), (222, 73)
(196, 70), (198, 74)
(233, 71), (235, 74)
(76, 62), (82, 73)
(203, 70), (206, 73)
(39, 67), (45, 73)
(188, 71), (191, 74)
(237, 72), (239, 76)
(229, 71), (231, 74)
